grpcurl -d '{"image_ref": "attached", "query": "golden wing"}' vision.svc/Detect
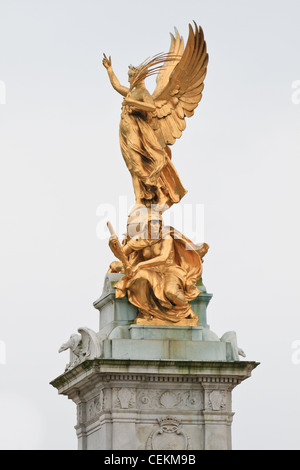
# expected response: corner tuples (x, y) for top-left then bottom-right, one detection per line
(152, 28), (184, 100)
(152, 22), (208, 146)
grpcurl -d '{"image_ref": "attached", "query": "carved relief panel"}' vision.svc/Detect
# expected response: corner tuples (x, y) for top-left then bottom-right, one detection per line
(113, 387), (136, 409)
(137, 389), (203, 410)
(146, 417), (192, 450)
(207, 390), (227, 411)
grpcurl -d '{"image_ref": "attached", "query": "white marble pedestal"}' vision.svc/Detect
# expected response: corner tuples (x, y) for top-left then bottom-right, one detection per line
(51, 274), (259, 450)
(51, 359), (257, 450)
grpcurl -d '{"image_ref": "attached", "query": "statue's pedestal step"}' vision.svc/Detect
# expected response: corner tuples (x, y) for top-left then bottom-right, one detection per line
(129, 325), (203, 340)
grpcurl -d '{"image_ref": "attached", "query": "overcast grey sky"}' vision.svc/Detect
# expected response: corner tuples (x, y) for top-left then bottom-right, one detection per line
(0, 0), (300, 450)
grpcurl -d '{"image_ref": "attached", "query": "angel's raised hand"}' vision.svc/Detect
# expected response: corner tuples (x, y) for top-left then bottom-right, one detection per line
(102, 53), (112, 69)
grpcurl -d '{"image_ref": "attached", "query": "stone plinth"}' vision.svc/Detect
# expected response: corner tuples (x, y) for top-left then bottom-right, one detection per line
(51, 273), (259, 450)
(51, 359), (258, 450)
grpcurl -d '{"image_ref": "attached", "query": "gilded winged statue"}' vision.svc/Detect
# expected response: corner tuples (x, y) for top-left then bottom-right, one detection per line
(103, 22), (208, 209)
(104, 23), (209, 326)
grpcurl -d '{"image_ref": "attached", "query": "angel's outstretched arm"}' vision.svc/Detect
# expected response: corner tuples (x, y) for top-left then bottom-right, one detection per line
(102, 54), (129, 97)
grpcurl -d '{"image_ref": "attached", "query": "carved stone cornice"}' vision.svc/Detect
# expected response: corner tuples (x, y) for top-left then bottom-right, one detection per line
(51, 359), (259, 396)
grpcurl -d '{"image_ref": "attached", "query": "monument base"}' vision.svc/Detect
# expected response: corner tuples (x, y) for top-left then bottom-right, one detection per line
(51, 274), (259, 450)
(51, 358), (258, 450)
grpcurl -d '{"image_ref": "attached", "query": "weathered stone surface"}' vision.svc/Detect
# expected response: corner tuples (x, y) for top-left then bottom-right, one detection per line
(51, 359), (258, 450)
(52, 274), (259, 450)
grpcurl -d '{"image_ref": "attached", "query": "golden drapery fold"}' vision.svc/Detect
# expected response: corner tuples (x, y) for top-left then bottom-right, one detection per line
(114, 227), (203, 324)
(119, 109), (187, 207)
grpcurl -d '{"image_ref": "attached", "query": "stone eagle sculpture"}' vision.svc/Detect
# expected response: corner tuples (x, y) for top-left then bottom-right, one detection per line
(59, 327), (103, 371)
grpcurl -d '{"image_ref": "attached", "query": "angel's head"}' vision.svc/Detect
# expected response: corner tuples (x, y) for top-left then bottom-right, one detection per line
(127, 52), (179, 90)
(128, 65), (140, 85)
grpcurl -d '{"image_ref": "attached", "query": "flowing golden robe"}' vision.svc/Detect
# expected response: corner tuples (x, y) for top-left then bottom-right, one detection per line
(119, 101), (187, 206)
(114, 227), (203, 324)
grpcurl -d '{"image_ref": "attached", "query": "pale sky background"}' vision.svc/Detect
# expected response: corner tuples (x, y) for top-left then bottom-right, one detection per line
(0, 0), (300, 450)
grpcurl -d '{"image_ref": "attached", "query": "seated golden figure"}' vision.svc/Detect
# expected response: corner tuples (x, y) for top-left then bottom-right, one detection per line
(108, 206), (209, 325)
